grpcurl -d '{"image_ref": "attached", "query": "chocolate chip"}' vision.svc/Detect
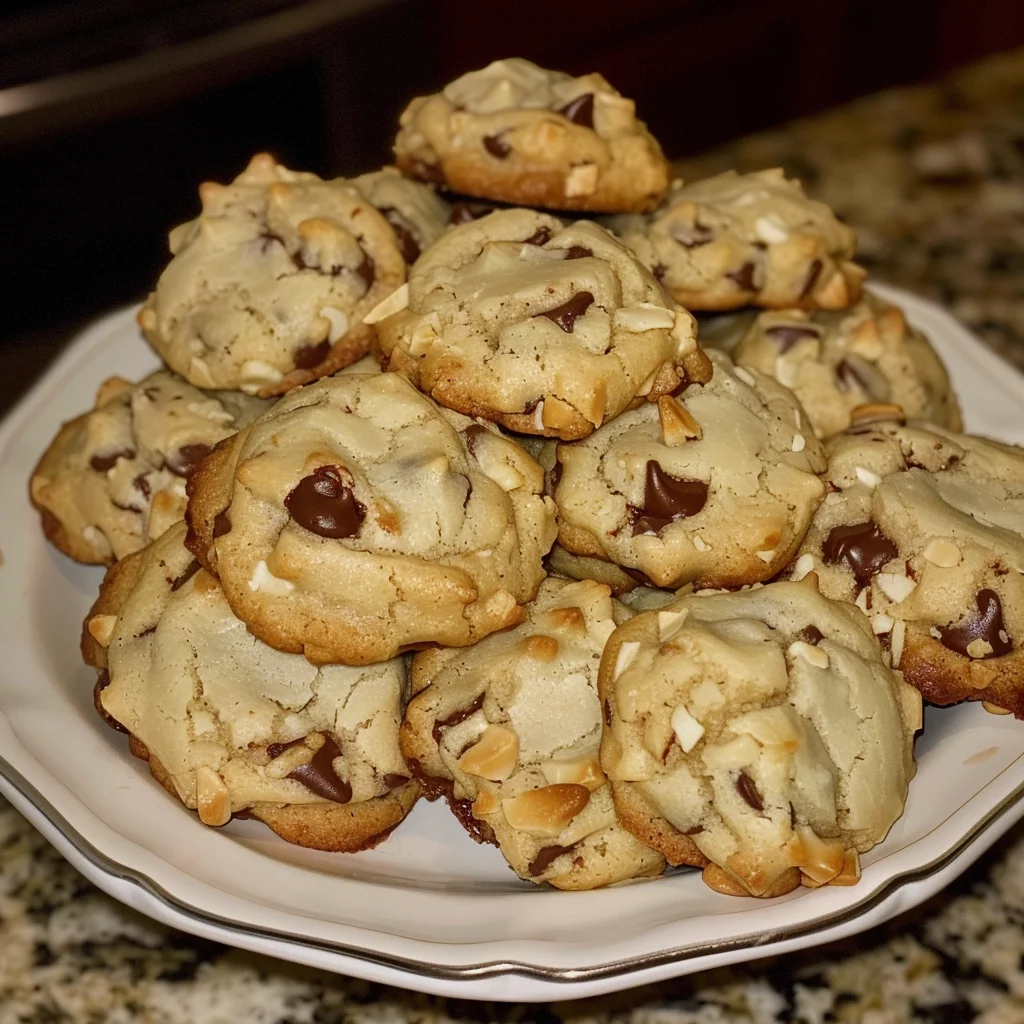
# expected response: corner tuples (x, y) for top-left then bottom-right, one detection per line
(294, 339), (331, 370)
(411, 159), (444, 184)
(798, 625), (824, 645)
(564, 245), (593, 259)
(528, 842), (578, 876)
(432, 694), (485, 745)
(213, 508), (231, 538)
(165, 444), (213, 478)
(726, 261), (759, 292)
(93, 671), (128, 733)
(939, 589), (1013, 658)
(90, 449), (135, 473)
(354, 251), (375, 290)
(537, 291), (594, 332)
(287, 735), (352, 804)
(736, 770), (764, 811)
(800, 259), (824, 299)
(523, 226), (552, 246)
(631, 461), (708, 536)
(669, 222), (714, 248)
(557, 92), (595, 128)
(483, 133), (511, 158)
(822, 521), (898, 585)
(169, 559), (202, 592)
(683, 824), (704, 835)
(380, 207), (421, 263)
(284, 465), (365, 539)
(132, 473), (151, 499)
(383, 773), (410, 790)
(653, 262), (668, 281)
(765, 323), (821, 353)
(450, 202), (494, 225)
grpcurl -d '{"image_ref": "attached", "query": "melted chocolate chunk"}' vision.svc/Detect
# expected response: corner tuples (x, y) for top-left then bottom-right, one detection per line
(537, 291), (594, 332)
(93, 671), (128, 733)
(169, 559), (202, 592)
(800, 258), (824, 299)
(764, 323), (821, 353)
(523, 226), (552, 246)
(294, 339), (331, 370)
(563, 245), (593, 259)
(165, 444), (213, 478)
(354, 251), (375, 290)
(483, 133), (511, 158)
(528, 843), (578, 876)
(213, 508), (232, 538)
(284, 466), (365, 539)
(411, 159), (444, 184)
(90, 449), (135, 473)
(380, 208), (421, 263)
(432, 693), (485, 745)
(736, 770), (764, 811)
(450, 202), (493, 225)
(797, 625), (824, 645)
(132, 473), (151, 499)
(631, 461), (708, 536)
(287, 736), (352, 804)
(383, 773), (410, 790)
(939, 589), (1013, 658)
(726, 261), (759, 292)
(669, 222), (714, 248)
(683, 824), (704, 835)
(822, 521), (898, 585)
(557, 92), (595, 128)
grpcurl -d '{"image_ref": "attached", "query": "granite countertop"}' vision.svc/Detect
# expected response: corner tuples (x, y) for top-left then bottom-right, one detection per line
(5, 47), (1024, 1024)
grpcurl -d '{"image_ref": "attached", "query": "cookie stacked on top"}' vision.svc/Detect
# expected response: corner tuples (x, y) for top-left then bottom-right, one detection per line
(27, 57), (1022, 898)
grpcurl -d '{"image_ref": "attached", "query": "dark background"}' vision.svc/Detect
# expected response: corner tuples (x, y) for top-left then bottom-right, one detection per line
(2, 0), (1024, 399)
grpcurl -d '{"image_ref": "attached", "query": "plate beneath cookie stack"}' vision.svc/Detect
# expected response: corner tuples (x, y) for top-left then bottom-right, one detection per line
(1, 284), (1023, 1002)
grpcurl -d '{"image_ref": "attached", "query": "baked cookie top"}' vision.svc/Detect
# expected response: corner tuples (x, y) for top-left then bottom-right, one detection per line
(138, 153), (406, 396)
(733, 294), (961, 439)
(351, 166), (450, 265)
(793, 417), (1024, 717)
(599, 580), (920, 897)
(83, 523), (415, 840)
(394, 58), (670, 213)
(30, 371), (268, 564)
(400, 577), (665, 889)
(186, 372), (557, 665)
(552, 351), (826, 588)
(608, 169), (866, 311)
(373, 208), (710, 441)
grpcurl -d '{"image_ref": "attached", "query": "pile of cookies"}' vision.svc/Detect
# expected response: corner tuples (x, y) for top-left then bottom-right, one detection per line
(30, 58), (1024, 899)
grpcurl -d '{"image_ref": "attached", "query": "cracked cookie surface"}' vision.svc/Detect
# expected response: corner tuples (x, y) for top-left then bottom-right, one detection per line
(600, 580), (920, 897)
(394, 58), (669, 213)
(82, 523), (418, 851)
(552, 351), (826, 588)
(138, 153), (406, 396)
(30, 371), (268, 565)
(373, 208), (710, 441)
(792, 418), (1024, 717)
(733, 294), (961, 439)
(186, 372), (556, 665)
(400, 577), (665, 889)
(608, 169), (865, 311)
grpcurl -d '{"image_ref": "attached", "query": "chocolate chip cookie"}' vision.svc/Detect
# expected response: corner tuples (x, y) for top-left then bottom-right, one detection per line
(608, 169), (866, 311)
(400, 577), (665, 889)
(138, 153), (406, 396)
(393, 58), (669, 213)
(30, 371), (268, 565)
(82, 523), (418, 851)
(600, 579), (920, 897)
(372, 208), (711, 441)
(732, 294), (961, 439)
(352, 166), (450, 266)
(185, 372), (557, 665)
(792, 417), (1024, 717)
(552, 351), (826, 588)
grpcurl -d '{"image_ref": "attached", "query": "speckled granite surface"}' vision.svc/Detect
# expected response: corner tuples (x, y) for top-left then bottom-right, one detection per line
(5, 48), (1024, 1024)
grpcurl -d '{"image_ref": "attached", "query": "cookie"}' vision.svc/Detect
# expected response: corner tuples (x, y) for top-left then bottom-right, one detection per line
(393, 58), (669, 213)
(732, 294), (962, 439)
(372, 208), (711, 441)
(600, 579), (921, 897)
(185, 371), (557, 665)
(30, 371), (268, 565)
(792, 417), (1024, 717)
(400, 577), (665, 889)
(138, 153), (406, 396)
(695, 310), (759, 354)
(82, 523), (418, 851)
(607, 169), (866, 311)
(552, 351), (826, 588)
(351, 166), (450, 265)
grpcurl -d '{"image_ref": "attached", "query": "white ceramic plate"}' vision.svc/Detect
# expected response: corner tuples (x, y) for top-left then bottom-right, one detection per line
(2, 284), (1023, 1003)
